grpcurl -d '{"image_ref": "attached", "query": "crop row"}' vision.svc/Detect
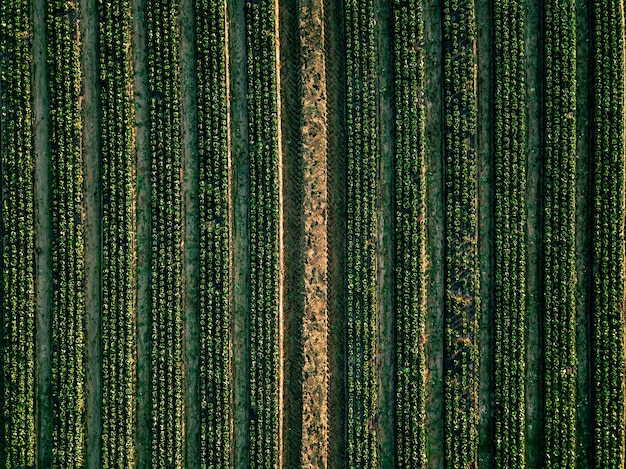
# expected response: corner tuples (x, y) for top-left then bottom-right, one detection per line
(245, 0), (280, 467)
(591, 1), (624, 467)
(147, 0), (184, 464)
(493, 0), (526, 467)
(542, 1), (577, 467)
(98, 0), (135, 465)
(196, 0), (230, 466)
(391, 0), (427, 467)
(0, 0), (36, 465)
(47, 1), (85, 466)
(345, 0), (378, 466)
(442, 0), (479, 466)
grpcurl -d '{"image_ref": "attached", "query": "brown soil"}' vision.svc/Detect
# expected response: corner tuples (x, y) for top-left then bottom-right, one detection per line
(275, 0), (285, 464)
(524, 0), (543, 465)
(423, 0), (445, 466)
(131, 0), (152, 463)
(325, 0), (348, 465)
(299, 0), (329, 466)
(179, 0), (201, 464)
(279, 0), (331, 465)
(79, 0), (103, 464)
(226, 0), (251, 465)
(33, 0), (53, 463)
(374, 0), (396, 465)
(574, 0), (592, 465)
(475, 0), (494, 466)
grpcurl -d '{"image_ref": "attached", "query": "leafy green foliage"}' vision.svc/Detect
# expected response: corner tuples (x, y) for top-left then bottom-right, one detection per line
(591, 1), (624, 467)
(196, 0), (230, 465)
(542, 1), (577, 467)
(244, 0), (280, 466)
(442, 0), (479, 466)
(391, 0), (427, 466)
(98, 0), (135, 464)
(0, 0), (36, 465)
(493, 0), (527, 466)
(345, 0), (379, 466)
(47, 0), (85, 465)
(147, 0), (184, 464)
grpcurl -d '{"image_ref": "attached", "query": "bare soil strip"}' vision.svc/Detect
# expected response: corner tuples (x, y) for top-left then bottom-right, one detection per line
(374, 0), (396, 466)
(524, 0), (543, 465)
(226, 0), (251, 465)
(324, 0), (348, 465)
(275, 1), (285, 465)
(574, 0), (592, 465)
(179, 0), (201, 465)
(80, 0), (103, 464)
(0, 68), (3, 466)
(32, 0), (53, 464)
(476, 0), (495, 465)
(423, 0), (444, 465)
(278, 0), (305, 465)
(0, 50), (3, 469)
(299, 0), (330, 466)
(0, 72), (3, 468)
(132, 0), (152, 464)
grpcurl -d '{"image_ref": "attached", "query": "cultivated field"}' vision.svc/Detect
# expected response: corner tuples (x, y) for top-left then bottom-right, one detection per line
(0, 0), (625, 467)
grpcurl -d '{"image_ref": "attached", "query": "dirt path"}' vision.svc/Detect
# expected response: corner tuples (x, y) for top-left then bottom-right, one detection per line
(278, 0), (304, 465)
(226, 0), (251, 465)
(79, 0), (103, 464)
(574, 0), (592, 465)
(132, 0), (151, 463)
(32, 0), (53, 464)
(324, 0), (348, 466)
(524, 0), (543, 465)
(423, 0), (444, 466)
(374, 0), (395, 466)
(0, 66), (3, 469)
(275, 0), (285, 464)
(179, 0), (200, 465)
(299, 0), (330, 466)
(476, 0), (494, 466)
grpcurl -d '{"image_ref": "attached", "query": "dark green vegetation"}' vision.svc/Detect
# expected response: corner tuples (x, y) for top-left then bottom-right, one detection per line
(195, 0), (230, 466)
(591, 0), (625, 466)
(244, 0), (281, 466)
(47, 0), (85, 465)
(147, 0), (184, 463)
(345, 0), (379, 466)
(391, 0), (427, 466)
(98, 0), (135, 463)
(0, 0), (36, 465)
(0, 0), (625, 467)
(441, 0), (479, 466)
(493, 0), (527, 466)
(543, 0), (577, 467)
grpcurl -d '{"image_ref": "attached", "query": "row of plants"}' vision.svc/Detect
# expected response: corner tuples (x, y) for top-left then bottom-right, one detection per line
(147, 0), (184, 465)
(493, 0), (527, 467)
(244, 0), (280, 467)
(98, 0), (135, 465)
(391, 0), (427, 467)
(441, 0), (479, 466)
(0, 0), (36, 465)
(345, 0), (378, 466)
(196, 0), (230, 466)
(47, 0), (86, 466)
(542, 1), (577, 467)
(591, 1), (624, 467)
